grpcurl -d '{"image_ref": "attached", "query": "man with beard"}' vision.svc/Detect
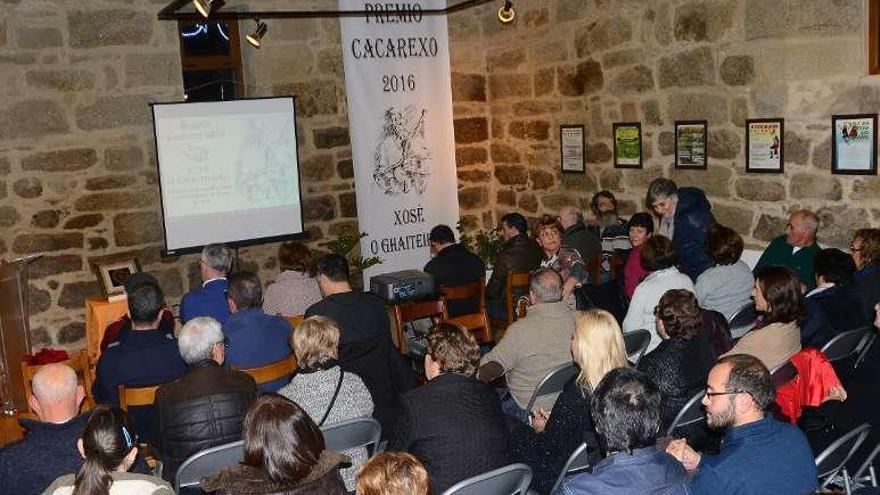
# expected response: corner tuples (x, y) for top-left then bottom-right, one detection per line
(588, 191), (630, 251)
(666, 354), (817, 494)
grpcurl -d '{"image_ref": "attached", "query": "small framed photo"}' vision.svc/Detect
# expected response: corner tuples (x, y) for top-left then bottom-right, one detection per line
(745, 118), (784, 173)
(559, 125), (586, 174)
(613, 122), (642, 169)
(674, 120), (708, 170)
(93, 257), (141, 299)
(832, 114), (878, 175)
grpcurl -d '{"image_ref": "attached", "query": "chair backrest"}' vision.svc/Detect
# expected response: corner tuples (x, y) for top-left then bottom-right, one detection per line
(118, 383), (160, 411)
(21, 350), (95, 409)
(440, 463), (532, 495)
(547, 442), (591, 495)
(440, 279), (493, 344)
(320, 417), (382, 457)
(584, 253), (603, 287)
(770, 360), (799, 388)
(665, 389), (706, 437)
(232, 354), (298, 386)
(284, 315), (304, 328)
(525, 362), (580, 414)
(854, 331), (877, 370)
(392, 299), (447, 354)
(728, 302), (759, 339)
(175, 439), (244, 491)
(440, 278), (486, 311)
(821, 327), (873, 363)
(623, 329), (651, 365)
(504, 271), (532, 324)
(816, 423), (872, 486)
(852, 441), (880, 485)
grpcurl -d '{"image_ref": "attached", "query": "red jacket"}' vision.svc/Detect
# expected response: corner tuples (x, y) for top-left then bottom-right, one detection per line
(775, 348), (843, 423)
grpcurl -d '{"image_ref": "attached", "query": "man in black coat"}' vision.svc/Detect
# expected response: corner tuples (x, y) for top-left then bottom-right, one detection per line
(390, 323), (510, 494)
(424, 224), (486, 317)
(801, 248), (870, 349)
(155, 316), (257, 481)
(486, 212), (543, 319)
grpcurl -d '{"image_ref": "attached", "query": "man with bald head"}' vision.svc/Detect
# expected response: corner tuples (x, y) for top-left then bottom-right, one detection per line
(754, 209), (821, 289)
(558, 205), (601, 262)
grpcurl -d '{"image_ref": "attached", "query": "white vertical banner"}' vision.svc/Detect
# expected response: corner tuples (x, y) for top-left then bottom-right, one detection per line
(339, 0), (460, 284)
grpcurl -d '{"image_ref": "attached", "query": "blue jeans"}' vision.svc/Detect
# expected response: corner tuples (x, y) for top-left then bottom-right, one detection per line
(496, 389), (530, 424)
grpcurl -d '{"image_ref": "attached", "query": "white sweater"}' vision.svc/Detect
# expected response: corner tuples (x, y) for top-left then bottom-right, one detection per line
(622, 267), (695, 351)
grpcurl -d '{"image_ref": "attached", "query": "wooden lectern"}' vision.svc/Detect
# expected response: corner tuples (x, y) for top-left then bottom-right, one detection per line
(0, 257), (36, 414)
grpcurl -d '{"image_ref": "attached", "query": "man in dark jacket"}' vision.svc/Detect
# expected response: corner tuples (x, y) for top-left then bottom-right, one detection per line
(559, 205), (602, 262)
(390, 323), (509, 494)
(424, 224), (486, 317)
(647, 178), (715, 281)
(306, 254), (414, 439)
(801, 248), (870, 349)
(155, 316), (257, 481)
(486, 212), (543, 319)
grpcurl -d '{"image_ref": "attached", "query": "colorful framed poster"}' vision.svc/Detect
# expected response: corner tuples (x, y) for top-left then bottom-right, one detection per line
(674, 120), (707, 170)
(832, 114), (878, 175)
(560, 125), (586, 174)
(745, 118), (784, 173)
(613, 122), (642, 169)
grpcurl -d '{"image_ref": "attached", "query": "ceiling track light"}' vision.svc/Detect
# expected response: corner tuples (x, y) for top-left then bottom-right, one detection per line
(498, 0), (515, 24)
(246, 20), (269, 49)
(193, 0), (225, 19)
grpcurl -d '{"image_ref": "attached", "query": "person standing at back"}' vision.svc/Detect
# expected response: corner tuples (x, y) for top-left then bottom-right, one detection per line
(646, 178), (715, 281)
(180, 244), (233, 324)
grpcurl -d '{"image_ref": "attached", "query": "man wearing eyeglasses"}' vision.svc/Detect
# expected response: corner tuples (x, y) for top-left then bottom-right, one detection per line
(666, 354), (817, 494)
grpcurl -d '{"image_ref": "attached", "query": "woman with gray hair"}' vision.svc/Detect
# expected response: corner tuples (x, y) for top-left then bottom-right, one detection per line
(278, 315), (373, 491)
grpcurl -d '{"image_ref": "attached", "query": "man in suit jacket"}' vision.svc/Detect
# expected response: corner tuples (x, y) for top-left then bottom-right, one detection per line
(390, 323), (509, 494)
(424, 224), (485, 317)
(180, 244), (232, 324)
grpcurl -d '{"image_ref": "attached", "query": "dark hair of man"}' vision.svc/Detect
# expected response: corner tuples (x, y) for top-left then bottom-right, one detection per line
(242, 394), (325, 483)
(227, 271), (263, 311)
(501, 212), (528, 236)
(74, 405), (137, 495)
(706, 223), (743, 266)
(590, 367), (661, 454)
(314, 254), (350, 283)
(627, 212), (654, 234)
(755, 266), (804, 324)
(591, 190), (617, 215)
(426, 322), (480, 376)
(428, 224), (456, 245)
(646, 178), (678, 205)
(716, 354), (775, 411)
(640, 235), (677, 272)
(814, 248), (856, 285)
(127, 284), (164, 325)
(278, 242), (312, 274)
(657, 289), (703, 340)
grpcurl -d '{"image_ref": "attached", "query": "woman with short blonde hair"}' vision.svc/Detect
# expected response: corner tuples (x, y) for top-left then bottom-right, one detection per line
(292, 315), (340, 369)
(356, 452), (429, 495)
(572, 309), (629, 390)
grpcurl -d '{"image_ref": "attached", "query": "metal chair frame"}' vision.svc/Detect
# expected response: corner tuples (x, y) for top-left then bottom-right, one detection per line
(320, 417), (383, 457)
(815, 423), (872, 494)
(665, 389), (706, 438)
(821, 327), (873, 363)
(546, 442), (590, 495)
(623, 329), (651, 365)
(174, 439), (244, 491)
(524, 362), (580, 417)
(440, 463), (533, 495)
(769, 360), (798, 388)
(852, 442), (880, 489)
(728, 302), (759, 339)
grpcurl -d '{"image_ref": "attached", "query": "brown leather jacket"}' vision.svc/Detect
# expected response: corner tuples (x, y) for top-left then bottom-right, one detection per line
(200, 451), (349, 495)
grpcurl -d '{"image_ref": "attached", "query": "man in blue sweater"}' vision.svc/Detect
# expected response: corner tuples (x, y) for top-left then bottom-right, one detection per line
(180, 244), (232, 324)
(666, 354), (817, 494)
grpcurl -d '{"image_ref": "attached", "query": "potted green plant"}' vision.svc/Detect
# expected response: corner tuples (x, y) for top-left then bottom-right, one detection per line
(458, 223), (504, 269)
(328, 230), (382, 288)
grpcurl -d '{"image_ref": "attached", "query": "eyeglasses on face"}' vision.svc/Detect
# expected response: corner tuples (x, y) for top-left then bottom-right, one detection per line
(704, 390), (744, 398)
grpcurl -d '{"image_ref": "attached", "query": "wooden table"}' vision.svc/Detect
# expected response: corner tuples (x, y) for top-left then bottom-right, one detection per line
(84, 296), (128, 367)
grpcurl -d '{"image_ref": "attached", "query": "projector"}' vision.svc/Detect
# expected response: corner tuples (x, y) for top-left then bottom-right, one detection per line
(370, 270), (435, 303)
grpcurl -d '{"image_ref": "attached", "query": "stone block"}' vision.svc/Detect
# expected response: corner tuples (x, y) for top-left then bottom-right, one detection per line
(88, 237), (108, 250)
(671, 167), (732, 198)
(328, 221), (359, 237)
(708, 129), (741, 159)
(534, 68), (555, 97)
(587, 143), (612, 164)
(624, 167), (664, 190)
(454, 118), (488, 144)
(509, 121), (550, 141)
(519, 193), (538, 213)
(273, 81), (337, 117)
(339, 191), (357, 218)
(451, 73), (486, 102)
(817, 205), (870, 248)
(602, 48), (644, 69)
(124, 52), (179, 87)
(541, 193), (575, 211)
(674, 0), (734, 42)
(85, 175), (136, 191)
(30, 327), (51, 348)
(313, 127), (350, 149)
(713, 204), (755, 236)
(458, 187), (488, 209)
(495, 165), (528, 186)
(735, 178), (786, 201)
(487, 47), (526, 71)
(745, 0), (860, 40)
(57, 322), (86, 345)
(13, 178), (42, 198)
(659, 131), (675, 156)
(791, 173), (842, 200)
(76, 95), (152, 131)
(31, 210), (60, 229)
(59, 281), (102, 309)
(0, 158), (9, 175)
(26, 69), (95, 91)
(488, 73), (531, 99)
(750, 86), (787, 117)
(456, 146), (487, 167)
(105, 146), (144, 170)
(530, 169), (555, 190)
(0, 205), (19, 228)
(497, 189), (516, 206)
(658, 47), (715, 88)
(557, 60), (603, 97)
(512, 101), (563, 117)
(337, 159), (353, 179)
(642, 100), (663, 126)
(0, 99), (68, 140)
(16, 26), (62, 49)
(13, 233), (83, 254)
(30, 254), (82, 279)
(22, 148), (97, 173)
(114, 211), (162, 247)
(64, 214), (103, 229)
(609, 65), (654, 94)
(69, 10), (153, 48)
(555, 0), (590, 22)
(812, 137), (831, 170)
(528, 40), (568, 64)
(575, 18), (632, 57)
(667, 92), (728, 124)
(29, 285), (51, 315)
(458, 170), (491, 183)
(302, 154), (335, 181)
(753, 214), (787, 242)
(600, 169), (623, 191)
(720, 56), (755, 86)
(852, 177), (880, 201)
(561, 173), (599, 192)
(75, 192), (155, 212)
(152, 267), (182, 298)
(784, 131), (810, 165)
(730, 97), (749, 127)
(303, 195), (336, 222)
(489, 143), (519, 164)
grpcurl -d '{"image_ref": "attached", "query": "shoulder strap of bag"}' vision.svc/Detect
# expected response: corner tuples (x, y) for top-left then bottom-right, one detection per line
(318, 370), (345, 427)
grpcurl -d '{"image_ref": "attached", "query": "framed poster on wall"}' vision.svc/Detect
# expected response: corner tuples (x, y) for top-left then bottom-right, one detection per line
(745, 118), (784, 173)
(560, 125), (586, 174)
(674, 120), (707, 170)
(613, 122), (642, 169)
(832, 114), (878, 175)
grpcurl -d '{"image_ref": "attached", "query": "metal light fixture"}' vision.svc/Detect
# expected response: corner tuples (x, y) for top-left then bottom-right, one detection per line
(193, 0), (225, 19)
(498, 0), (515, 23)
(245, 20), (268, 48)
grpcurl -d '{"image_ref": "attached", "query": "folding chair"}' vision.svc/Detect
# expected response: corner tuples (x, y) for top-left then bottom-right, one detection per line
(232, 354), (298, 387)
(852, 443), (880, 489)
(545, 442), (591, 495)
(21, 349), (95, 410)
(854, 331), (877, 370)
(822, 328), (873, 377)
(392, 298), (446, 355)
(665, 389), (705, 437)
(440, 278), (493, 344)
(769, 360), (798, 388)
(320, 417), (383, 457)
(174, 440), (244, 492)
(623, 329), (651, 365)
(728, 302), (759, 339)
(441, 463), (532, 495)
(815, 423), (872, 494)
(118, 383), (160, 411)
(525, 362), (579, 417)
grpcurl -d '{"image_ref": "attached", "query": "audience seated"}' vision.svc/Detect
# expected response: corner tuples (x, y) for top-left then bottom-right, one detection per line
(536, 215), (588, 299)
(511, 309), (628, 494)
(279, 315), (373, 491)
(262, 241), (322, 317)
(754, 210), (821, 290)
(201, 394), (348, 495)
(647, 178), (716, 281)
(622, 235), (694, 351)
(559, 368), (689, 494)
(801, 248), (869, 349)
(723, 266), (802, 371)
(559, 204), (602, 261)
(666, 354), (817, 494)
(390, 322), (509, 494)
(92, 283), (186, 443)
(588, 191), (630, 249)
(356, 452), (429, 495)
(478, 268), (575, 423)
(180, 243), (233, 324)
(223, 270), (294, 392)
(154, 317), (257, 481)
(305, 254), (413, 439)
(43, 405), (174, 495)
(639, 290), (715, 430)
(100, 272), (174, 352)
(695, 224), (754, 320)
(486, 212), (544, 319)
(622, 212), (653, 300)
(423, 224), (486, 317)
(852, 228), (880, 320)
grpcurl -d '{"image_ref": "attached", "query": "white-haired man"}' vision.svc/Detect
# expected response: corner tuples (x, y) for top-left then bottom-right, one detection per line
(154, 317), (257, 481)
